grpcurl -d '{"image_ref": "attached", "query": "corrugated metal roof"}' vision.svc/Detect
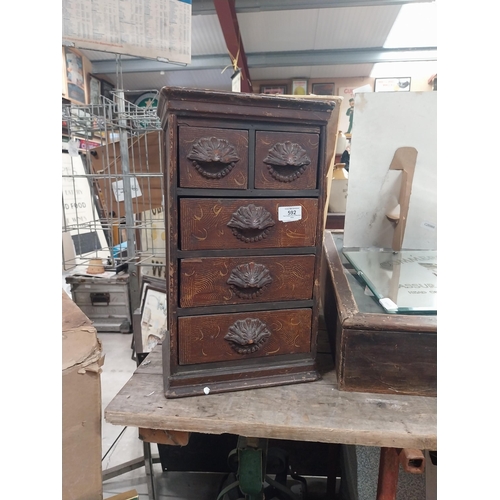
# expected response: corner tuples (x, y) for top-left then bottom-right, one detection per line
(73, 1), (436, 93)
(191, 14), (228, 55)
(239, 6), (401, 52)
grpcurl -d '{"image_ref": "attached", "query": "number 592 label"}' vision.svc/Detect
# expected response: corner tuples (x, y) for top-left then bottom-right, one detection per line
(278, 205), (302, 222)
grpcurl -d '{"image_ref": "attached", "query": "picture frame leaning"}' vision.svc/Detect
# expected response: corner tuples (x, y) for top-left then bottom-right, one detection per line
(136, 277), (167, 354)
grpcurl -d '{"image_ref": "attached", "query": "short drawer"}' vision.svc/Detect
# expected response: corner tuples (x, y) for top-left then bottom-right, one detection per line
(178, 308), (312, 365)
(255, 131), (319, 190)
(179, 254), (315, 307)
(179, 198), (318, 250)
(178, 126), (248, 189)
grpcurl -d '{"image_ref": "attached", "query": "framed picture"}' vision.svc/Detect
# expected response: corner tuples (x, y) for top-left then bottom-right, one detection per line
(136, 278), (167, 354)
(139, 276), (166, 313)
(260, 84), (287, 95)
(89, 75), (101, 105)
(374, 77), (411, 93)
(64, 47), (86, 104)
(292, 79), (308, 96)
(311, 83), (335, 96)
(100, 79), (115, 101)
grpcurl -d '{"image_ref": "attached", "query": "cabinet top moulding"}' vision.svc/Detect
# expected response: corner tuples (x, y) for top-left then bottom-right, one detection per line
(157, 87), (337, 129)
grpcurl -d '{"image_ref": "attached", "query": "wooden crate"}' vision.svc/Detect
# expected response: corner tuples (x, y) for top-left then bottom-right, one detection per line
(322, 231), (437, 397)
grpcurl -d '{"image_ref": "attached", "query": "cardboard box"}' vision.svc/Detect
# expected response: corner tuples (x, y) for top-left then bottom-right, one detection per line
(62, 290), (104, 500)
(89, 131), (163, 218)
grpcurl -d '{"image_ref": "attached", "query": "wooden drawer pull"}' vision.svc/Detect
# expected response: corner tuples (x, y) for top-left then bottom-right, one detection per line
(224, 318), (271, 354)
(186, 137), (240, 179)
(227, 262), (273, 299)
(263, 141), (311, 182)
(227, 204), (275, 243)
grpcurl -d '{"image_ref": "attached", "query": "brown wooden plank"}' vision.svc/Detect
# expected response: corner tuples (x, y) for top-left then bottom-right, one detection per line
(105, 345), (437, 450)
(344, 312), (437, 333)
(165, 113), (180, 379)
(178, 309), (312, 365)
(138, 427), (190, 446)
(179, 198), (318, 251)
(179, 255), (315, 307)
(339, 328), (437, 397)
(323, 230), (359, 321)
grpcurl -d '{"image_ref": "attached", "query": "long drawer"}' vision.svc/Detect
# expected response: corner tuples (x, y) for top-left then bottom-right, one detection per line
(178, 308), (312, 365)
(179, 198), (318, 251)
(179, 255), (315, 307)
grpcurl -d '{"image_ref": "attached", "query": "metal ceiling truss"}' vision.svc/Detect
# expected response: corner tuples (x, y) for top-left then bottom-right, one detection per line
(90, 0), (436, 79)
(214, 0), (252, 92)
(92, 47), (437, 75)
(193, 0), (434, 15)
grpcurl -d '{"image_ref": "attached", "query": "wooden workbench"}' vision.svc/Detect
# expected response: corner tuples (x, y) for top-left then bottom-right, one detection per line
(105, 338), (436, 451)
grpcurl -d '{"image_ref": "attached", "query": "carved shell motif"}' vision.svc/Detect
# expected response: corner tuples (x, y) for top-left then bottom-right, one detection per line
(224, 318), (271, 354)
(263, 141), (311, 183)
(227, 204), (275, 243)
(227, 262), (273, 298)
(187, 137), (240, 179)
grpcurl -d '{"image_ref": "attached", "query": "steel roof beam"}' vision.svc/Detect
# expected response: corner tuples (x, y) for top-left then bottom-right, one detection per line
(92, 47), (437, 75)
(213, 0), (252, 92)
(192, 0), (434, 15)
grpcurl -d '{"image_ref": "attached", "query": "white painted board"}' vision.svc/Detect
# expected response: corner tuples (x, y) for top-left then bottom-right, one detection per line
(62, 152), (109, 265)
(343, 92), (437, 250)
(62, 0), (192, 64)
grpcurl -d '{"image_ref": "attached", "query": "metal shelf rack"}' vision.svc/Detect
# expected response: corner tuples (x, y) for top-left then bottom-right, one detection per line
(62, 90), (166, 311)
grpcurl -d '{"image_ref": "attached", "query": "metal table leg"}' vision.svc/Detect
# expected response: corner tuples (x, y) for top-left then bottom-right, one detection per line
(143, 441), (157, 500)
(376, 447), (426, 500)
(377, 447), (400, 500)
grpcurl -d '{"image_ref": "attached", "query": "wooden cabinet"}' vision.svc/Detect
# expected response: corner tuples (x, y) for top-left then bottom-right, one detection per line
(158, 88), (336, 398)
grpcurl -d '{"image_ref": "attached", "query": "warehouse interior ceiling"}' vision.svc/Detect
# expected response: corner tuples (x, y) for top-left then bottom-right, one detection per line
(75, 0), (437, 94)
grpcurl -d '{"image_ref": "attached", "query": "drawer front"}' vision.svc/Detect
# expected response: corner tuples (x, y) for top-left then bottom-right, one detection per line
(179, 198), (318, 250)
(179, 255), (315, 307)
(178, 308), (312, 365)
(255, 131), (319, 190)
(178, 126), (249, 189)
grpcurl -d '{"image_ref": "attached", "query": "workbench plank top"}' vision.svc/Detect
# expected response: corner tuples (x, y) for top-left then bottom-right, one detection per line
(105, 344), (437, 450)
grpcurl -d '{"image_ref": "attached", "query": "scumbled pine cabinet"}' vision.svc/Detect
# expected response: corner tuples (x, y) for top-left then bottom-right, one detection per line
(158, 88), (336, 398)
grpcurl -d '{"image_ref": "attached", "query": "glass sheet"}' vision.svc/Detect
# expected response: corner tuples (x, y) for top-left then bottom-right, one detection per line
(342, 249), (437, 314)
